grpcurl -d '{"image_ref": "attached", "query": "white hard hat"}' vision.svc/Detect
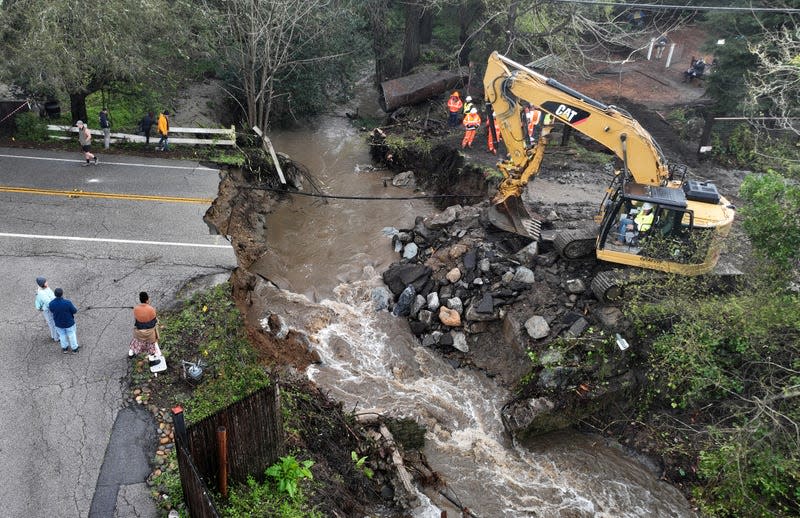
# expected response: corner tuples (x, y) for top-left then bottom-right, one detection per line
(75, 120), (84, 127)
(642, 202), (654, 210)
(470, 107), (477, 114)
(465, 96), (472, 102)
(492, 112), (497, 117)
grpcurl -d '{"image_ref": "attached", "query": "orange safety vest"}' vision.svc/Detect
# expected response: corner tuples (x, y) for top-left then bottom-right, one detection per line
(527, 110), (542, 134)
(463, 112), (481, 130)
(447, 96), (463, 113)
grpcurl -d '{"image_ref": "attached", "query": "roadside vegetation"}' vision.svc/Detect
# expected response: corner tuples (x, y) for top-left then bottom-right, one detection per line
(142, 283), (385, 517)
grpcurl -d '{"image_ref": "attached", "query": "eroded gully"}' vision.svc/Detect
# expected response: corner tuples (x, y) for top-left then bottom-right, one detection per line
(245, 91), (694, 517)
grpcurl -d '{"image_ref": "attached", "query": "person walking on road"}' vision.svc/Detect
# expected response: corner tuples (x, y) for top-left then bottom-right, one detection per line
(99, 107), (111, 149)
(34, 276), (59, 343)
(76, 120), (98, 166)
(157, 110), (170, 151)
(49, 288), (80, 354)
(129, 291), (161, 358)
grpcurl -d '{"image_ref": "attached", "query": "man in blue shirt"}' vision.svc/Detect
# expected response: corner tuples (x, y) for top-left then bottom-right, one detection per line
(99, 107), (111, 149)
(49, 288), (80, 354)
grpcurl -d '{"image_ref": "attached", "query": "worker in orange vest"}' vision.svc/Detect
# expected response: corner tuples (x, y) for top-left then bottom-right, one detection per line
(524, 104), (543, 146)
(446, 91), (463, 127)
(487, 111), (502, 155)
(462, 107), (481, 149)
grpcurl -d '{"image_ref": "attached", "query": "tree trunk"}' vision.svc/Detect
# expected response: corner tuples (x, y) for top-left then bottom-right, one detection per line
(420, 9), (433, 44)
(401, 3), (422, 75)
(458, 0), (483, 66)
(69, 92), (88, 125)
(698, 110), (717, 161)
(368, 0), (394, 85)
(504, 2), (518, 52)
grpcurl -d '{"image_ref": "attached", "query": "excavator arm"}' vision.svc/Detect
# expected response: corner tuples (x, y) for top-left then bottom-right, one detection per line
(484, 52), (672, 204)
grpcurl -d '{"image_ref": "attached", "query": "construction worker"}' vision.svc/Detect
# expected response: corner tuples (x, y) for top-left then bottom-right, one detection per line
(487, 111), (502, 155)
(524, 104), (543, 146)
(446, 91), (463, 127)
(462, 96), (475, 117)
(462, 107), (481, 149)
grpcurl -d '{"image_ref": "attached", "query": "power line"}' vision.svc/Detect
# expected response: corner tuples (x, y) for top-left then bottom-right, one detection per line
(248, 185), (485, 201)
(552, 0), (800, 13)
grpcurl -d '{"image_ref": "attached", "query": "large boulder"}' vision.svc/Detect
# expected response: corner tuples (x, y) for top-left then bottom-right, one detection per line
(503, 371), (638, 442)
(524, 315), (550, 340)
(392, 170), (416, 188)
(382, 263), (433, 296)
(424, 205), (462, 229)
(392, 285), (416, 316)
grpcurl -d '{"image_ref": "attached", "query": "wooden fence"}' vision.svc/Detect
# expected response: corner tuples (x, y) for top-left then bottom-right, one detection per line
(46, 124), (236, 147)
(173, 442), (221, 518)
(172, 383), (286, 516)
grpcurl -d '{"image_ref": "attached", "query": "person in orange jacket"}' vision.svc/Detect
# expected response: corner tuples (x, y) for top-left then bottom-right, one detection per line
(446, 91), (463, 127)
(523, 103), (543, 147)
(461, 107), (481, 149)
(487, 111), (502, 155)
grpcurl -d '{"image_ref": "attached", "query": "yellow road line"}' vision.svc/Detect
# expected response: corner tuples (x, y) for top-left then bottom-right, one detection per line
(0, 185), (213, 204)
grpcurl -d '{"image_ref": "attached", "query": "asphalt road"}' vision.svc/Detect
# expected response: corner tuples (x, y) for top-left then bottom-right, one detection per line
(0, 147), (236, 517)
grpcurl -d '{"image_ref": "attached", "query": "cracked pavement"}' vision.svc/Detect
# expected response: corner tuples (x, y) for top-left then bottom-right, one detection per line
(0, 147), (236, 517)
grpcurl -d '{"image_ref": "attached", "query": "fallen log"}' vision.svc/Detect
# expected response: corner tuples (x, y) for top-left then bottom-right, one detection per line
(380, 69), (467, 112)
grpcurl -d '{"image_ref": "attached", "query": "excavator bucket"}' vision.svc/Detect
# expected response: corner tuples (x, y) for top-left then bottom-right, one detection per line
(487, 196), (542, 239)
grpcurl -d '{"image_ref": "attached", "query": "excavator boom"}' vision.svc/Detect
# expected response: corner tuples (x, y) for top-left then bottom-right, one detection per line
(482, 51), (735, 285)
(484, 52), (671, 188)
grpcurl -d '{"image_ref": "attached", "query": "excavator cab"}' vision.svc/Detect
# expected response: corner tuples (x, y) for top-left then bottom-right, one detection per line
(596, 181), (718, 273)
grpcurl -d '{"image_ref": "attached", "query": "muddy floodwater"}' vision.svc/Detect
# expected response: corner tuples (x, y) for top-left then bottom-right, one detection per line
(248, 91), (694, 516)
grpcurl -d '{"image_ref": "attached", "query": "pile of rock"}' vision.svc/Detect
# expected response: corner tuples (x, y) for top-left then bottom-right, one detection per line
(377, 203), (551, 354)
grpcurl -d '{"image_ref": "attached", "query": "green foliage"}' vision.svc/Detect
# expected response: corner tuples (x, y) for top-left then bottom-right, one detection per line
(694, 429), (800, 517)
(151, 450), (186, 514)
(14, 112), (49, 141)
(739, 171), (800, 268)
(222, 472), (322, 518)
(209, 153), (246, 166)
(85, 84), (163, 132)
(158, 283), (272, 423)
(568, 141), (613, 166)
(627, 273), (800, 516)
(351, 451), (374, 479)
(665, 108), (696, 141)
(384, 134), (432, 158)
(710, 124), (800, 178)
(265, 456), (315, 499)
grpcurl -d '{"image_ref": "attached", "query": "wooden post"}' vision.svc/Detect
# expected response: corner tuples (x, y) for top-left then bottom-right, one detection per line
(217, 426), (228, 498)
(252, 126), (286, 184)
(172, 406), (188, 449)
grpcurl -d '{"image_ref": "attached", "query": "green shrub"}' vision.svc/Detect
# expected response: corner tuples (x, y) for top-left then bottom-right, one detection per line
(739, 171), (800, 269)
(694, 430), (800, 517)
(14, 112), (49, 141)
(265, 456), (314, 499)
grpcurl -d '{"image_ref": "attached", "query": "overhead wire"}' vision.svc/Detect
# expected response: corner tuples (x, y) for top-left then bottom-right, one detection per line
(243, 184), (485, 201)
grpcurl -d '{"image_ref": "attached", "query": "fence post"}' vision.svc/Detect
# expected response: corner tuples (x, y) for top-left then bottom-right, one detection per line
(217, 426), (228, 498)
(173, 406), (188, 448)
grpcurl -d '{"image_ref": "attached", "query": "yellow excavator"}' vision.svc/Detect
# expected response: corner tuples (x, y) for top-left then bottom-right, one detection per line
(483, 52), (736, 301)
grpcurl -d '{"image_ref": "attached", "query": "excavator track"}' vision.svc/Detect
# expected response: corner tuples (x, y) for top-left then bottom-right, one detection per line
(591, 270), (625, 303)
(553, 228), (598, 260)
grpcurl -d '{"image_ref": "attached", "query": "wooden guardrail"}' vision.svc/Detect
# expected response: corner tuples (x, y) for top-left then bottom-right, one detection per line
(46, 124), (237, 147)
